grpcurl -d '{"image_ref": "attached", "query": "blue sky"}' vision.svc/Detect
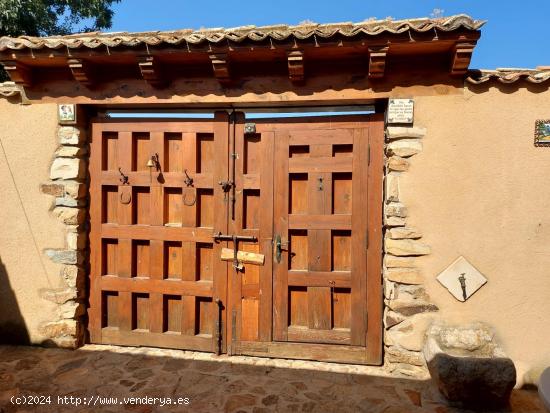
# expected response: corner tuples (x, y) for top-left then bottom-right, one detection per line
(109, 0), (548, 70)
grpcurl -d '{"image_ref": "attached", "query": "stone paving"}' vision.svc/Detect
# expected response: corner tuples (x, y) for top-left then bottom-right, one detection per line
(0, 344), (545, 413)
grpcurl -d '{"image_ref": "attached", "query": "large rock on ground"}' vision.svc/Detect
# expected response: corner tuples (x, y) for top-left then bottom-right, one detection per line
(423, 322), (516, 408)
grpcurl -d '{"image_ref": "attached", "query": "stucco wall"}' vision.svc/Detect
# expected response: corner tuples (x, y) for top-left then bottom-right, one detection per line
(407, 85), (550, 385)
(0, 99), (65, 344)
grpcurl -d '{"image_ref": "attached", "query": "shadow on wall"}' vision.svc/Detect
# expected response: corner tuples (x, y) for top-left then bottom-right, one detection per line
(0, 256), (30, 345)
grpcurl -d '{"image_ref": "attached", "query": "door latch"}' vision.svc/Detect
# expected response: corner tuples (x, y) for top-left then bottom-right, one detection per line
(274, 235), (288, 264)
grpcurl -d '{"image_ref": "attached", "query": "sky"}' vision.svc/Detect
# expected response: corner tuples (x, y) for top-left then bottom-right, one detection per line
(108, 0), (549, 70)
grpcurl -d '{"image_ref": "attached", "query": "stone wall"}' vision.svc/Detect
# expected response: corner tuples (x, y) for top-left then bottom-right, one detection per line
(38, 114), (89, 348)
(382, 126), (439, 377)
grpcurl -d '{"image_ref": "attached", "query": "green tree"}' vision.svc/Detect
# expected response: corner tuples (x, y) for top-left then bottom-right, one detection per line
(0, 0), (120, 80)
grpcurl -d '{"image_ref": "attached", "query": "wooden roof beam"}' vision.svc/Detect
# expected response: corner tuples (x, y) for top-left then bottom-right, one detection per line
(451, 42), (476, 76)
(368, 45), (388, 79)
(287, 50), (304, 84)
(209, 53), (231, 85)
(138, 55), (168, 88)
(1, 60), (32, 87)
(68, 58), (95, 87)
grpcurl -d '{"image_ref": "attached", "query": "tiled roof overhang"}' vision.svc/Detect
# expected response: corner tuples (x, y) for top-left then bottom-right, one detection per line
(0, 14), (484, 51)
(0, 14), (484, 91)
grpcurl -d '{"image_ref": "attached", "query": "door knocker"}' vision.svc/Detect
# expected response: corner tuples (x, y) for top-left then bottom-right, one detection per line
(183, 190), (196, 206)
(120, 189), (132, 204)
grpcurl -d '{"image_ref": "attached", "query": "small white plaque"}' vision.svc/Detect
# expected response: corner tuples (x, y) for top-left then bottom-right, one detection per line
(387, 99), (414, 124)
(437, 256), (487, 302)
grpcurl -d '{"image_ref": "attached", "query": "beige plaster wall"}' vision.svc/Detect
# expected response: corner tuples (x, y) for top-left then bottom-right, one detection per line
(0, 99), (65, 344)
(406, 85), (550, 385)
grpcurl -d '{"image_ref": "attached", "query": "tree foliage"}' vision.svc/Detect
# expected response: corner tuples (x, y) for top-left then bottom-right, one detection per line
(0, 0), (120, 37)
(0, 0), (120, 80)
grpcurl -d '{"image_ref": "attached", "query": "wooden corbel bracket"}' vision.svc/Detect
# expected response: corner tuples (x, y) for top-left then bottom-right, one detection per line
(368, 45), (389, 79)
(1, 60), (32, 87)
(451, 42), (477, 76)
(287, 50), (304, 84)
(68, 58), (95, 87)
(209, 53), (231, 85)
(137, 55), (168, 88)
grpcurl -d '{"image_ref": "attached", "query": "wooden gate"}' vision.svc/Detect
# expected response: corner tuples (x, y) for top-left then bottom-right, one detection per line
(89, 112), (383, 364)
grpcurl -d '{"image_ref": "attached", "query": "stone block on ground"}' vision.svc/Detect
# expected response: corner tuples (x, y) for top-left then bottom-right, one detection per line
(423, 322), (516, 408)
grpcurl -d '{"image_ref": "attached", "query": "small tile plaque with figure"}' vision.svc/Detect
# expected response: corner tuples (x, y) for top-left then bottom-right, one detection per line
(437, 256), (487, 302)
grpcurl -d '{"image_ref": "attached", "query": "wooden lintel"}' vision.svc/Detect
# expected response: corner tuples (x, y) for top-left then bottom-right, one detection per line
(1, 60), (32, 87)
(287, 50), (304, 84)
(68, 58), (94, 87)
(137, 55), (168, 88)
(209, 53), (231, 85)
(451, 42), (476, 76)
(368, 46), (389, 79)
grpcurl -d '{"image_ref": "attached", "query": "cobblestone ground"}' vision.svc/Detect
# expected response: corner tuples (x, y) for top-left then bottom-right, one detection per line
(0, 345), (544, 413)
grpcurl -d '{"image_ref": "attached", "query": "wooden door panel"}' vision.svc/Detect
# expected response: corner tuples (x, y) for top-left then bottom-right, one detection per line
(227, 117), (274, 352)
(268, 115), (384, 363)
(89, 114), (229, 352)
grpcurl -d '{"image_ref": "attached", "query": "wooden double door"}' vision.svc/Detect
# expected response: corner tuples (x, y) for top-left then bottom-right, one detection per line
(89, 112), (383, 364)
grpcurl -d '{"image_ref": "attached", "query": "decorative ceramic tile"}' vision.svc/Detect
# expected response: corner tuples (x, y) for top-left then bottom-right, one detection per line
(436, 256), (487, 302)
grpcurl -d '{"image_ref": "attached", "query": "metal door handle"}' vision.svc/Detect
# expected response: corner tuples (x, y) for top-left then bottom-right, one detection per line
(275, 235), (288, 263)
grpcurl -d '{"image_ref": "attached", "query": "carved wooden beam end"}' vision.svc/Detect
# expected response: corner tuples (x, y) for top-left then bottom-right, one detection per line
(209, 53), (231, 85)
(138, 55), (168, 88)
(368, 46), (389, 79)
(1, 60), (32, 87)
(68, 58), (95, 87)
(287, 50), (304, 84)
(451, 42), (476, 76)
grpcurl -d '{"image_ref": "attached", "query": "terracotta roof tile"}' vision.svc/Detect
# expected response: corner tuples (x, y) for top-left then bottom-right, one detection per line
(0, 14), (484, 51)
(466, 68), (550, 85)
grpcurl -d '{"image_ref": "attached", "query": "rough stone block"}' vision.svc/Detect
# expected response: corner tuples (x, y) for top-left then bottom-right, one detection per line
(384, 310), (406, 329)
(58, 126), (85, 145)
(388, 156), (410, 172)
(49, 336), (78, 349)
(384, 255), (416, 268)
(66, 231), (87, 250)
(385, 202), (407, 218)
(385, 173), (399, 202)
(385, 239), (431, 256)
(58, 301), (80, 319)
(40, 183), (65, 197)
(384, 216), (406, 227)
(39, 287), (76, 304)
(424, 322), (516, 408)
(387, 126), (427, 140)
(387, 313), (436, 352)
(55, 146), (87, 157)
(386, 346), (425, 366)
(61, 265), (85, 289)
(64, 181), (88, 199)
(39, 320), (77, 338)
(396, 284), (429, 301)
(387, 227), (422, 240)
(385, 268), (423, 285)
(55, 197), (86, 208)
(53, 207), (85, 225)
(388, 299), (439, 317)
(44, 249), (83, 265)
(50, 157), (85, 180)
(387, 140), (423, 158)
